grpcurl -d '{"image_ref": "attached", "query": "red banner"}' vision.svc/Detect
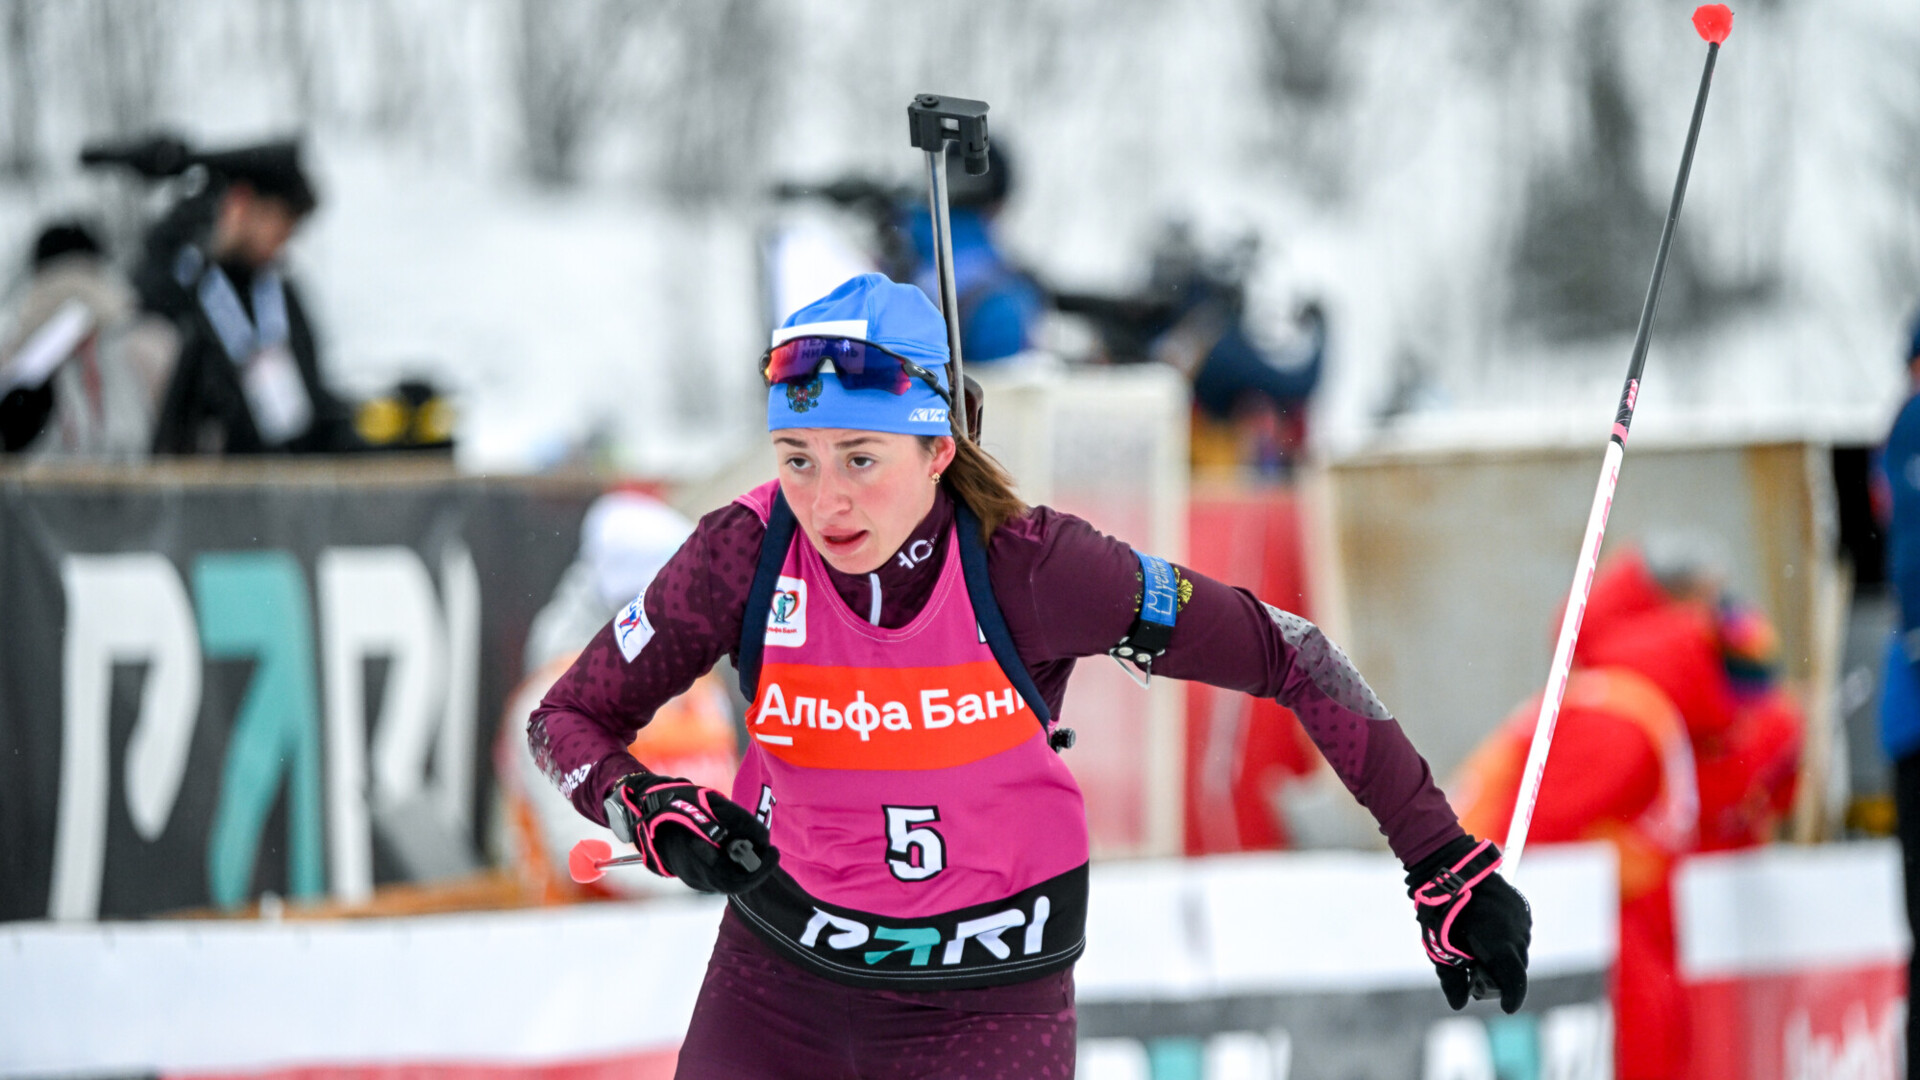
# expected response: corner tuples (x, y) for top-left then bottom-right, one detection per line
(1685, 963), (1903, 1080)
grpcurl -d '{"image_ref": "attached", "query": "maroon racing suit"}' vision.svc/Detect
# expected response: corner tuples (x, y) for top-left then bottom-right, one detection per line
(530, 488), (1464, 1077)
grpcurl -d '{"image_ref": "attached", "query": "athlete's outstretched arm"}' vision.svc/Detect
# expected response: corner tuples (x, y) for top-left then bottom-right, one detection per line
(992, 507), (1462, 864)
(992, 506), (1527, 1011)
(1166, 582), (1467, 865)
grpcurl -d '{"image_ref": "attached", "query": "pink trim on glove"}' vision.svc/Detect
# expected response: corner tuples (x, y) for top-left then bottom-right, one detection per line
(622, 781), (727, 880)
(1413, 839), (1499, 967)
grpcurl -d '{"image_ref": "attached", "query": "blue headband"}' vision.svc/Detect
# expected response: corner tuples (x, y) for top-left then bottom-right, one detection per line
(767, 274), (952, 437)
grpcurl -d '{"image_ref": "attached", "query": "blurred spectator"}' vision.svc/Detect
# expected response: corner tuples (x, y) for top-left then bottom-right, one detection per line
(906, 143), (1046, 364)
(1455, 666), (1697, 1080)
(0, 221), (161, 457)
(496, 490), (738, 900)
(1573, 544), (1803, 852)
(137, 139), (358, 454)
(1147, 225), (1325, 443)
(1877, 307), (1920, 1080)
(1055, 221), (1326, 475)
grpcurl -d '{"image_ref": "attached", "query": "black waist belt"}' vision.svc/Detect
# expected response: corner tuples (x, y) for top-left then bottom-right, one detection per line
(728, 862), (1089, 990)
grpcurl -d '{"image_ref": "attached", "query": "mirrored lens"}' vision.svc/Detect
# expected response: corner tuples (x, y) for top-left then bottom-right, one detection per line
(762, 337), (915, 395)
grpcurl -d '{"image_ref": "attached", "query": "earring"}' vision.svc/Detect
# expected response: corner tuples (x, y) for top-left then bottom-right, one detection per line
(932, 473), (942, 484)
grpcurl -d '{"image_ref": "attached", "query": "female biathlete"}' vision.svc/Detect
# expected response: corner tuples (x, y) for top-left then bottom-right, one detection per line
(530, 274), (1530, 1078)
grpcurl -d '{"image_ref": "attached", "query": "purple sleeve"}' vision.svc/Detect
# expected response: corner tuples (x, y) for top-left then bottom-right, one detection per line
(527, 503), (764, 824)
(990, 508), (1464, 866)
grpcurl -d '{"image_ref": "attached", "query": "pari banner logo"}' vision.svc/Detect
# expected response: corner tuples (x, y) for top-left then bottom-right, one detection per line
(765, 575), (807, 647)
(48, 545), (481, 921)
(800, 895), (1052, 970)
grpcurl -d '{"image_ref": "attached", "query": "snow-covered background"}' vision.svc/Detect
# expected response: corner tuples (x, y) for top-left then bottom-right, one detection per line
(0, 0), (1915, 473)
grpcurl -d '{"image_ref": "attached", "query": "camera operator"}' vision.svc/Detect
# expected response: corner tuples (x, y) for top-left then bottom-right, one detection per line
(136, 139), (358, 455)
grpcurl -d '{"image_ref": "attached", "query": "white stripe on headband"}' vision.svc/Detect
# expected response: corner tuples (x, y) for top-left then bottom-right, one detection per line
(772, 319), (868, 347)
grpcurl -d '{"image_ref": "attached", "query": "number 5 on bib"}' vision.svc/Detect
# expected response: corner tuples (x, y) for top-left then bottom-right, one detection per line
(884, 805), (945, 881)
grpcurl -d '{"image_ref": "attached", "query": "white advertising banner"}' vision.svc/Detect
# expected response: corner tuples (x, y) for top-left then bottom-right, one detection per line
(1074, 845), (1617, 1079)
(1, 897), (726, 1078)
(1, 846), (1616, 1080)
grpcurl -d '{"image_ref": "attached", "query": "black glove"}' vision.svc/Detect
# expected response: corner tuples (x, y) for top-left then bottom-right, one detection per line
(604, 771), (779, 895)
(1406, 836), (1531, 1013)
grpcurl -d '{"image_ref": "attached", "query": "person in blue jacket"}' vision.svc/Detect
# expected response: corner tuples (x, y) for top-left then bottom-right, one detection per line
(1879, 307), (1920, 1080)
(906, 143), (1045, 364)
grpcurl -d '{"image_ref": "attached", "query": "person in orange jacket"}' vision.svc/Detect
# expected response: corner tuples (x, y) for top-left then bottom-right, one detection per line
(1455, 544), (1803, 1078)
(1573, 545), (1802, 851)
(1455, 664), (1698, 1079)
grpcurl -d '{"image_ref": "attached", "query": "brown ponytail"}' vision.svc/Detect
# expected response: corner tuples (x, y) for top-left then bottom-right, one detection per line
(920, 435), (1029, 541)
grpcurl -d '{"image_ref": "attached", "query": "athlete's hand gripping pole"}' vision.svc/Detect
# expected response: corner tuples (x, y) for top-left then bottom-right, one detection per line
(907, 93), (990, 441)
(1408, 837), (1532, 1013)
(593, 771), (779, 894)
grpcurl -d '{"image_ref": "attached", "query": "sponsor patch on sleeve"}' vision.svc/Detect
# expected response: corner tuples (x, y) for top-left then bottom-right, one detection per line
(614, 591), (654, 662)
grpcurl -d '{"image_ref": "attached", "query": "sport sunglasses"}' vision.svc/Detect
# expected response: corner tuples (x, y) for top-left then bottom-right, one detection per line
(760, 336), (953, 408)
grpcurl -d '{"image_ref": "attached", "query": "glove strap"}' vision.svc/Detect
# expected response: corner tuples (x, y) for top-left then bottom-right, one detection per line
(1412, 838), (1501, 967)
(608, 775), (728, 880)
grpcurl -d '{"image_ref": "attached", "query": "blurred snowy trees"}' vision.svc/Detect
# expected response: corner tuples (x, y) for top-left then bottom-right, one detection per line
(1874, 23), (1920, 305)
(0, 0), (1912, 461)
(1507, 3), (1782, 342)
(1510, 4), (1712, 340)
(1252, 0), (1361, 202)
(79, 0), (170, 139)
(0, 0), (38, 179)
(641, 0), (777, 204)
(512, 0), (636, 187)
(0, 0), (1886, 305)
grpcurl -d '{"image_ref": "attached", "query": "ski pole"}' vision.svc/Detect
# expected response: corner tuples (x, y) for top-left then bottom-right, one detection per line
(566, 836), (761, 885)
(1502, 4), (1734, 878)
(907, 94), (991, 440)
(568, 838), (641, 883)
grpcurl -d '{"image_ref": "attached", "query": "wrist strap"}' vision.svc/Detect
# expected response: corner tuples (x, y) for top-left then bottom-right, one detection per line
(604, 770), (668, 846)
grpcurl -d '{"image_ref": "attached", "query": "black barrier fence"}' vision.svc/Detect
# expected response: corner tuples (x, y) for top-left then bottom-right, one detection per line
(0, 462), (601, 921)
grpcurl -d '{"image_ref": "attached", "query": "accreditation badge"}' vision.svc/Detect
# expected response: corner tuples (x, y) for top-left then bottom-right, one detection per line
(243, 343), (314, 445)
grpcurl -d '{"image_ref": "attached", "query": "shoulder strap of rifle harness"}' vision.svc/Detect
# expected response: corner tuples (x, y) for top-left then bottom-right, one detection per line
(952, 498), (1070, 751)
(737, 488), (799, 702)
